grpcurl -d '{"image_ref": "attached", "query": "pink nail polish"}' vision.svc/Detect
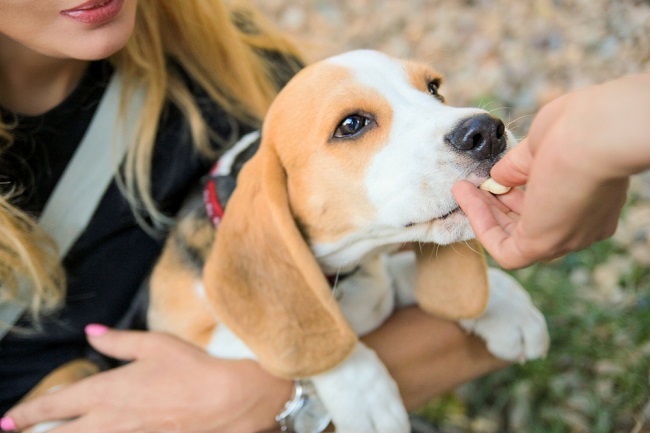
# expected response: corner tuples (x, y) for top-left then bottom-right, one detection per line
(0, 416), (16, 431)
(85, 324), (109, 336)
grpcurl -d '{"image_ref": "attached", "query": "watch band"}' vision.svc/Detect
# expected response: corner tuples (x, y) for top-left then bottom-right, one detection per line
(276, 380), (331, 433)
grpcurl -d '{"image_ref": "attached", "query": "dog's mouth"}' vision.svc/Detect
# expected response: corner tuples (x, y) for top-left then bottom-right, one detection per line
(404, 206), (462, 228)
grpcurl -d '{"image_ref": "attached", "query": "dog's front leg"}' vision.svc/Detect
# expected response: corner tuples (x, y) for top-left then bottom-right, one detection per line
(311, 342), (410, 433)
(206, 326), (408, 433)
(459, 268), (550, 362)
(387, 252), (550, 362)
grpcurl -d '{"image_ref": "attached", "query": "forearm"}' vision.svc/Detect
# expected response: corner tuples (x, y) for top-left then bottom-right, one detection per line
(600, 73), (650, 177)
(548, 72), (650, 181)
(362, 306), (508, 410)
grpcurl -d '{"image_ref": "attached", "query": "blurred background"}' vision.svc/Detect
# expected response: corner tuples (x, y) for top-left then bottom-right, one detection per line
(252, 1), (650, 432)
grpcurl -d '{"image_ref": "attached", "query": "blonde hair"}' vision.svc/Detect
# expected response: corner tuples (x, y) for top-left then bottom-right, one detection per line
(0, 0), (302, 324)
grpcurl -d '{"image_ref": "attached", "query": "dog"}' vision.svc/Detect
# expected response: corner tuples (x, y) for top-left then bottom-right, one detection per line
(24, 50), (549, 433)
(147, 49), (549, 433)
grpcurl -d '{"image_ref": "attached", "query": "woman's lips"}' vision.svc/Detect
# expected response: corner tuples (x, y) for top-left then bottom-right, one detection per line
(60, 0), (125, 25)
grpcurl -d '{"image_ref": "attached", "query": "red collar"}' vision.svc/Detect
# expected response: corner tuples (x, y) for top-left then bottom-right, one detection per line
(203, 162), (225, 228)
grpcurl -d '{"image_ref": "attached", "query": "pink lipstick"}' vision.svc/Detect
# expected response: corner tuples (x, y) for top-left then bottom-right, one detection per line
(60, 0), (125, 25)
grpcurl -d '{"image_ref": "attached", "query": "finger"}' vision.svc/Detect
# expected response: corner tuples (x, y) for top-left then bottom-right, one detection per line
(5, 378), (97, 430)
(453, 181), (530, 269)
(493, 186), (525, 214)
(475, 227), (534, 270)
(490, 138), (534, 187)
(454, 180), (524, 216)
(85, 324), (157, 361)
(453, 181), (511, 219)
(45, 409), (141, 433)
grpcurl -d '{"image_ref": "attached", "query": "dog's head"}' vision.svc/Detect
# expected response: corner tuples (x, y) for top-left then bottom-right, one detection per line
(266, 50), (515, 268)
(203, 50), (514, 378)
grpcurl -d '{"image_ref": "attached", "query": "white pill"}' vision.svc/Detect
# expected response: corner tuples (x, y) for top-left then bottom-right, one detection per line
(479, 178), (511, 195)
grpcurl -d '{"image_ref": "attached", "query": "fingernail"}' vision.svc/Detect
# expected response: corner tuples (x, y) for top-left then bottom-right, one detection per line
(85, 324), (109, 336)
(0, 416), (16, 431)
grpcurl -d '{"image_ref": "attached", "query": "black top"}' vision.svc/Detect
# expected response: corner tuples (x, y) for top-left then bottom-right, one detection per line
(0, 60), (249, 411)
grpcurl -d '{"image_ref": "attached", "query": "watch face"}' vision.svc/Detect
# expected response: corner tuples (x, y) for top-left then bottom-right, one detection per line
(294, 396), (332, 433)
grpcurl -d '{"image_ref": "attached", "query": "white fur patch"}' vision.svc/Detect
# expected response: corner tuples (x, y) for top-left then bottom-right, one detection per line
(206, 324), (257, 360)
(460, 268), (550, 361)
(214, 130), (260, 176)
(311, 342), (409, 433)
(335, 256), (395, 336)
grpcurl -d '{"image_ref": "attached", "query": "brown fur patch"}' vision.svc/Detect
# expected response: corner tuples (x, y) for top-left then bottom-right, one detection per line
(414, 240), (489, 320)
(262, 63), (394, 244)
(149, 229), (217, 348)
(404, 61), (444, 96)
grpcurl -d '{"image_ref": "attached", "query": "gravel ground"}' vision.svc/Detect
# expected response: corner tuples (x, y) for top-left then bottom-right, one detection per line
(251, 1), (650, 432)
(254, 0), (649, 136)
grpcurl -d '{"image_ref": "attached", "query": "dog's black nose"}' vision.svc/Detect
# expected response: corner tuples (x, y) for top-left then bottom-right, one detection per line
(446, 114), (507, 160)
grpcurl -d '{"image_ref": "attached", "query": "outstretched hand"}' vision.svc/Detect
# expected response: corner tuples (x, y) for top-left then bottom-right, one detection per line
(453, 147), (628, 269)
(452, 72), (648, 269)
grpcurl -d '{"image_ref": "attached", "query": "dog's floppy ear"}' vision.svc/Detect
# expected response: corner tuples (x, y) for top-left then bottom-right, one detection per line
(414, 240), (489, 320)
(202, 144), (356, 379)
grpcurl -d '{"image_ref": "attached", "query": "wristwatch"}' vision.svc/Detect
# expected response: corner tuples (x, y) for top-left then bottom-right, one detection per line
(275, 380), (331, 433)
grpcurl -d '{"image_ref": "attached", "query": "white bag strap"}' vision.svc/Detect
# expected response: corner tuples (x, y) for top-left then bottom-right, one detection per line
(0, 72), (144, 340)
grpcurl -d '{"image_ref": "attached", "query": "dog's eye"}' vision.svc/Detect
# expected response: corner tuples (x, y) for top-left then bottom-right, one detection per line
(427, 79), (445, 102)
(334, 114), (371, 138)
(427, 79), (440, 95)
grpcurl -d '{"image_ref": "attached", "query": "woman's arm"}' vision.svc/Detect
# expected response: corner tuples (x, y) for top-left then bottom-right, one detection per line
(2, 309), (504, 433)
(363, 306), (508, 411)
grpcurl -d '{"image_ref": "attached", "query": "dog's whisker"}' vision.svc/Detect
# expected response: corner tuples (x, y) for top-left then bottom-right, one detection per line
(329, 269), (344, 301)
(476, 97), (499, 112)
(463, 239), (482, 256)
(486, 106), (511, 116)
(506, 114), (533, 130)
(433, 243), (441, 260)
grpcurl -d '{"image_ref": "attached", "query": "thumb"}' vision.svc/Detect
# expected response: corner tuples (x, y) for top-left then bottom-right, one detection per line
(84, 324), (150, 361)
(490, 137), (534, 187)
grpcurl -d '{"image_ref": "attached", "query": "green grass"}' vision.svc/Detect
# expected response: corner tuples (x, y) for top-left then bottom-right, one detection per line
(419, 238), (650, 433)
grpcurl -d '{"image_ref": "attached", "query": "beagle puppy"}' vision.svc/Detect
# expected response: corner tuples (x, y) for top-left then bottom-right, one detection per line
(147, 50), (549, 433)
(24, 50), (548, 433)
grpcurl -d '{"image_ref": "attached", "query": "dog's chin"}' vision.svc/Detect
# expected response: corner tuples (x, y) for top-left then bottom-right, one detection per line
(421, 209), (475, 245)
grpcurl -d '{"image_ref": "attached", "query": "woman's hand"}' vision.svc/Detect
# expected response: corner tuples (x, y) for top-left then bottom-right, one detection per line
(4, 308), (510, 433)
(3, 326), (291, 433)
(453, 73), (650, 269)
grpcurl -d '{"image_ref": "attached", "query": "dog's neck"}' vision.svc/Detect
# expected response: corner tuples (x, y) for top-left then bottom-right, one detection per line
(311, 237), (402, 276)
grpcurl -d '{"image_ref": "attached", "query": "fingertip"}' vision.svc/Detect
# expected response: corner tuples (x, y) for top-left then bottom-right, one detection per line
(85, 324), (109, 337)
(491, 145), (531, 186)
(452, 180), (479, 203)
(452, 179), (476, 191)
(85, 328), (151, 362)
(490, 153), (514, 180)
(0, 416), (16, 431)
